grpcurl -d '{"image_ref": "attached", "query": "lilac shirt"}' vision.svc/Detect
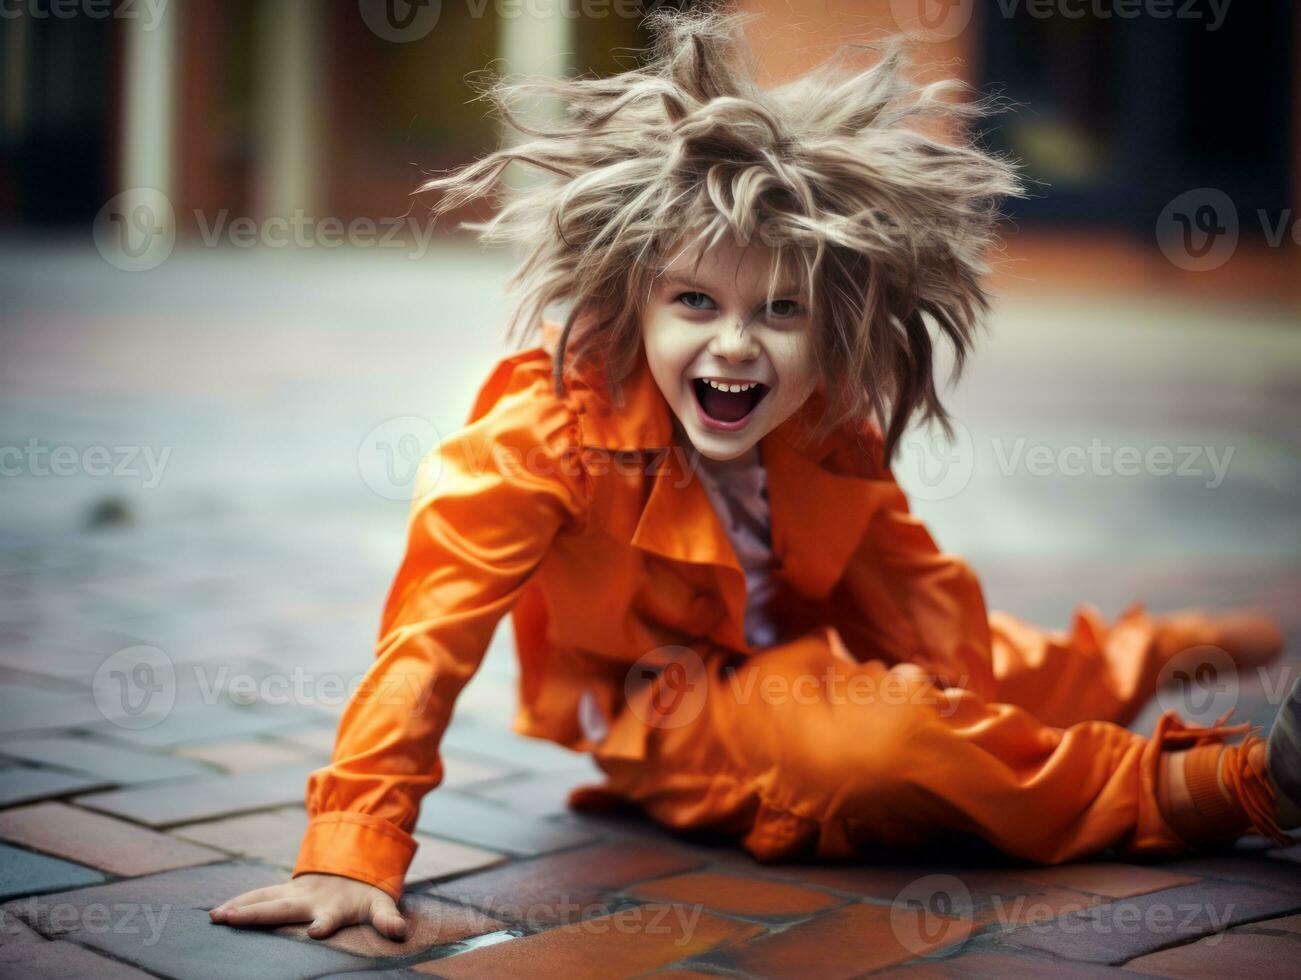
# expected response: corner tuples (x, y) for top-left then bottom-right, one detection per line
(694, 449), (781, 649)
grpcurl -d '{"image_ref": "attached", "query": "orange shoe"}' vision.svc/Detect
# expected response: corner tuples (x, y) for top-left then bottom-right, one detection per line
(1156, 728), (1293, 849)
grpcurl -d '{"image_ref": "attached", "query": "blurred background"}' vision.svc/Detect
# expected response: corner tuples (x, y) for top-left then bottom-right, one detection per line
(0, 0), (1298, 831)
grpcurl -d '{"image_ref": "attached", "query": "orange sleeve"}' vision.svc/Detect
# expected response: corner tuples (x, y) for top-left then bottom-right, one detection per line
(292, 356), (587, 899)
(829, 433), (998, 701)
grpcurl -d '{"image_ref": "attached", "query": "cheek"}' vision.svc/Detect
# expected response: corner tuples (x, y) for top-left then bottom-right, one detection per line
(642, 310), (693, 373)
(770, 335), (818, 398)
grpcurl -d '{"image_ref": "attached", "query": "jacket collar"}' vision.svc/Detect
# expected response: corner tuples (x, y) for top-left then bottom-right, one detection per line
(545, 321), (901, 647)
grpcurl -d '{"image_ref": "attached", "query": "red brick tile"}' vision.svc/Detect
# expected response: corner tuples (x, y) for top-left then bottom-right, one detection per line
(0, 765), (110, 806)
(277, 892), (505, 958)
(265, 724), (337, 756)
(176, 738), (318, 773)
(1005, 879), (1301, 964)
(0, 842), (104, 899)
(1237, 912), (1301, 935)
(76, 762), (315, 826)
(172, 808), (309, 865)
(697, 901), (974, 979)
(1000, 862), (1200, 899)
(415, 790), (596, 856)
(463, 767), (606, 815)
(885, 949), (1138, 978)
(440, 751), (516, 789)
(1, 862), (285, 936)
(625, 870), (843, 919)
(430, 840), (706, 928)
(0, 910), (154, 978)
(971, 880), (1102, 928)
(414, 903), (762, 978)
(754, 863), (1101, 929)
(0, 801), (224, 876)
(1125, 932), (1301, 978)
(1161, 855), (1301, 895)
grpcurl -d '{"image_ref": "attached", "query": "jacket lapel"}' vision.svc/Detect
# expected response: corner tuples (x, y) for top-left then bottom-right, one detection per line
(555, 322), (898, 637)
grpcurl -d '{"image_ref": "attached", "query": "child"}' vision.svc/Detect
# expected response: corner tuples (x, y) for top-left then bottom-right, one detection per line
(210, 7), (1299, 940)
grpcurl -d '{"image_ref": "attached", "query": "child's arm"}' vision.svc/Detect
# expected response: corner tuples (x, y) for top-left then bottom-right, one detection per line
(211, 354), (587, 937)
(827, 431), (999, 700)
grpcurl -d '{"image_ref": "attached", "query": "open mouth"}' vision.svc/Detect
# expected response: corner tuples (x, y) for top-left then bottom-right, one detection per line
(691, 377), (770, 430)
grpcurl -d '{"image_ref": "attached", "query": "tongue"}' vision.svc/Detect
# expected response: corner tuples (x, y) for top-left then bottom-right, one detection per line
(701, 385), (752, 423)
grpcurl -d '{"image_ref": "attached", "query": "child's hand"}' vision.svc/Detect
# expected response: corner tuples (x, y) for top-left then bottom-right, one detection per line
(208, 873), (407, 940)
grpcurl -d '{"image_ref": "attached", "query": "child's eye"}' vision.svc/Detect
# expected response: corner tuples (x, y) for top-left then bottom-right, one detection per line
(676, 291), (716, 311)
(766, 299), (801, 319)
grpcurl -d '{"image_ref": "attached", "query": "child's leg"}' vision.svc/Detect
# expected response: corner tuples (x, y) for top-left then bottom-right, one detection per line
(986, 602), (1283, 730)
(577, 624), (1292, 866)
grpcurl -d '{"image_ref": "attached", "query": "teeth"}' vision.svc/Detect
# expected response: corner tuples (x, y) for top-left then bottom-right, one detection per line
(701, 379), (760, 393)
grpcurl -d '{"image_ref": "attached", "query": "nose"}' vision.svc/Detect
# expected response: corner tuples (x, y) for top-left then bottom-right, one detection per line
(708, 315), (760, 363)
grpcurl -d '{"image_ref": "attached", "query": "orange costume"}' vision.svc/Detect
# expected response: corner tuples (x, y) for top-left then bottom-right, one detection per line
(293, 323), (1284, 900)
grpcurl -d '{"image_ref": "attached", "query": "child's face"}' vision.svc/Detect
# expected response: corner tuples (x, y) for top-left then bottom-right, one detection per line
(641, 234), (818, 462)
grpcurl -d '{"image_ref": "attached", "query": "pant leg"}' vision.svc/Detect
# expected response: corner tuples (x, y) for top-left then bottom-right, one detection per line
(986, 601), (1223, 730)
(575, 623), (1228, 866)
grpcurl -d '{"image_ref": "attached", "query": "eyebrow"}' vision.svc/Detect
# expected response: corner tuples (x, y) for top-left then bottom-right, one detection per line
(660, 274), (804, 297)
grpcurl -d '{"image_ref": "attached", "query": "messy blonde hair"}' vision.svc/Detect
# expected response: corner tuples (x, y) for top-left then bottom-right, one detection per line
(417, 5), (1025, 460)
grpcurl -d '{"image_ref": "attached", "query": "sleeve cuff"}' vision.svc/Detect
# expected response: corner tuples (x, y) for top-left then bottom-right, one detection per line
(292, 811), (417, 901)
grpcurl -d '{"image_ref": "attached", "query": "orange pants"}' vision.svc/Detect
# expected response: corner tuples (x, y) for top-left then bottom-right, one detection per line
(572, 605), (1271, 865)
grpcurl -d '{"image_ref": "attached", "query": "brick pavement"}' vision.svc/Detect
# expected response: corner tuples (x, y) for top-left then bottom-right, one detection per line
(1, 472), (1299, 979)
(1, 247), (1299, 976)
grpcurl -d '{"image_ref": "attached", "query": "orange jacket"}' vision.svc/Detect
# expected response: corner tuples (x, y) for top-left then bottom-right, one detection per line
(293, 321), (997, 898)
